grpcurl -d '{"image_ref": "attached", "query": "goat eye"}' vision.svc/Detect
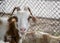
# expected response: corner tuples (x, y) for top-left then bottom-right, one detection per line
(28, 16), (32, 21)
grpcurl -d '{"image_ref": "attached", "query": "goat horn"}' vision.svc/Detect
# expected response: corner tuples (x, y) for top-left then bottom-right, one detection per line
(27, 7), (33, 16)
(11, 7), (20, 16)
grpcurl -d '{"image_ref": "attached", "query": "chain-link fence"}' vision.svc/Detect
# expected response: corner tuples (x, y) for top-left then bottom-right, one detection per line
(0, 0), (60, 36)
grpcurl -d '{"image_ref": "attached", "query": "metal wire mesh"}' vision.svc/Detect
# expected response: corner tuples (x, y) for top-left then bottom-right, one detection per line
(0, 0), (60, 36)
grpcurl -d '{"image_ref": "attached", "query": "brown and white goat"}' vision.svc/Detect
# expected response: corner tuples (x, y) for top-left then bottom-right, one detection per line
(0, 7), (20, 42)
(4, 16), (20, 43)
(14, 7), (36, 35)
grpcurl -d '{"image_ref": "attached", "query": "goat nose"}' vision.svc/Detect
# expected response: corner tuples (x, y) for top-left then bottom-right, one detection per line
(20, 28), (26, 32)
(20, 28), (26, 35)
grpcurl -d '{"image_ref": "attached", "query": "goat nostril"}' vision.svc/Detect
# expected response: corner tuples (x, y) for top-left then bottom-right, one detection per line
(20, 28), (26, 31)
(20, 28), (26, 35)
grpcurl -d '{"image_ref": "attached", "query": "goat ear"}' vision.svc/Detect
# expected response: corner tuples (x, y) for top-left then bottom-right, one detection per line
(8, 17), (11, 22)
(31, 16), (36, 22)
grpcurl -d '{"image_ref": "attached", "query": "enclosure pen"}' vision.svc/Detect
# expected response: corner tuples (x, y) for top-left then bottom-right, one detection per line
(0, 0), (60, 43)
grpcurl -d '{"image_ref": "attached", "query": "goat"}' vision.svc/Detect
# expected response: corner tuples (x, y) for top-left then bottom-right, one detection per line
(0, 7), (20, 42)
(4, 16), (20, 43)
